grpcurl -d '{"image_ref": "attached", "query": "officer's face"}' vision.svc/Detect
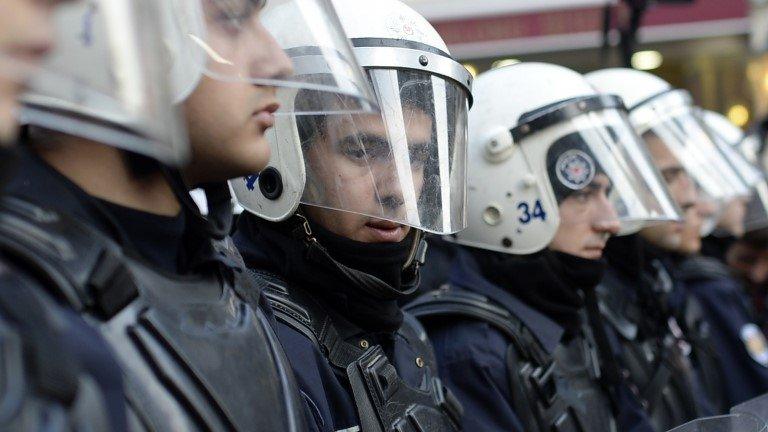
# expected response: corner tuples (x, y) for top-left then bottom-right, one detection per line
(549, 174), (621, 259)
(718, 196), (748, 238)
(640, 133), (697, 250)
(676, 202), (704, 255)
(303, 107), (433, 243)
(727, 240), (768, 285)
(182, 6), (293, 184)
(0, 0), (66, 143)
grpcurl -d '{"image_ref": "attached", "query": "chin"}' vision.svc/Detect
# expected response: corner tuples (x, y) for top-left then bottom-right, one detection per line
(230, 141), (272, 179)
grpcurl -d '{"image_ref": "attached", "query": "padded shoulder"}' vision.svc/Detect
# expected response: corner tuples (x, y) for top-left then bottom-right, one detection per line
(0, 196), (137, 317)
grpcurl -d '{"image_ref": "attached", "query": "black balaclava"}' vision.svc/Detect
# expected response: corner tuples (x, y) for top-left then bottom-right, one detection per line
(0, 145), (19, 194)
(701, 234), (736, 263)
(236, 211), (421, 334)
(472, 247), (622, 408)
(471, 247), (605, 339)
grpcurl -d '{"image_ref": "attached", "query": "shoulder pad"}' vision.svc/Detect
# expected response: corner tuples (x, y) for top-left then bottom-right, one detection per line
(0, 266), (80, 407)
(405, 286), (520, 339)
(256, 270), (318, 346)
(0, 197), (137, 317)
(676, 256), (732, 282)
(405, 285), (551, 365)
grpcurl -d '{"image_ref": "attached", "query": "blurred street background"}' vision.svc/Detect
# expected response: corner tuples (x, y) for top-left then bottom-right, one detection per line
(404, 0), (764, 129)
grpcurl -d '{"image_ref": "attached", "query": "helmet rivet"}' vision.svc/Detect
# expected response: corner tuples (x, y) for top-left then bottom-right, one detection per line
(359, 339), (369, 349)
(482, 205), (503, 226)
(415, 357), (425, 368)
(490, 139), (499, 147)
(501, 237), (513, 248)
(419, 55), (429, 66)
(520, 124), (530, 134)
(578, 101), (587, 110)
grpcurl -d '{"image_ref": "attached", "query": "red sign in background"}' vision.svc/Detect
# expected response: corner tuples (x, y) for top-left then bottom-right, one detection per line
(433, 0), (749, 45)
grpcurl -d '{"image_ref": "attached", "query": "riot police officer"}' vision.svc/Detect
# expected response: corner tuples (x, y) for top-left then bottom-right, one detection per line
(406, 62), (671, 432)
(0, 1), (131, 430)
(230, 0), (472, 430)
(0, 0), (376, 430)
(588, 67), (767, 415)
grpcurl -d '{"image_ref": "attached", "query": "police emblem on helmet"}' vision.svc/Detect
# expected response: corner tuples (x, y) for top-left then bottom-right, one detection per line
(556, 149), (595, 190)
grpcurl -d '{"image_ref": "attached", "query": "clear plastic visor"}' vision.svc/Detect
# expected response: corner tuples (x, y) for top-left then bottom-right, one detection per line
(713, 132), (764, 189)
(737, 136), (768, 233)
(531, 109), (672, 232)
(732, 393), (768, 428)
(17, 0), (188, 166)
(181, 0), (377, 115)
(298, 68), (469, 234)
(666, 414), (767, 432)
(631, 91), (750, 201)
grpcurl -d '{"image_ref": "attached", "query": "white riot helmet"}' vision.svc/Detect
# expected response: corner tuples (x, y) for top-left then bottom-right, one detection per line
(701, 109), (768, 233)
(231, 0), (473, 235)
(451, 63), (681, 255)
(19, 0), (378, 167)
(586, 68), (751, 236)
(19, 0), (188, 165)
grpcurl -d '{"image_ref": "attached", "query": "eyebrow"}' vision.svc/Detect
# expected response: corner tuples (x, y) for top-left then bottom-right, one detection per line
(335, 133), (430, 152)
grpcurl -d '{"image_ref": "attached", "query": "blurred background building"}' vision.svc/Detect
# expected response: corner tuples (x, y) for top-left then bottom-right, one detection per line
(404, 0), (761, 128)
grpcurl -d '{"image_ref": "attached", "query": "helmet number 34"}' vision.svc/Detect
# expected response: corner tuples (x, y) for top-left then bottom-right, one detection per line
(518, 200), (548, 224)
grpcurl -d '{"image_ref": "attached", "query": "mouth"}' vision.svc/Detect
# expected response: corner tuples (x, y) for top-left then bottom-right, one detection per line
(252, 102), (280, 129)
(582, 244), (606, 258)
(364, 219), (406, 242)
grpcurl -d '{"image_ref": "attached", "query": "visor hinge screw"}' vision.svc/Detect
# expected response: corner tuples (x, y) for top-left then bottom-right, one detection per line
(522, 174), (537, 188)
(578, 101), (587, 110)
(359, 339), (369, 349)
(415, 357), (425, 368)
(419, 55), (429, 66)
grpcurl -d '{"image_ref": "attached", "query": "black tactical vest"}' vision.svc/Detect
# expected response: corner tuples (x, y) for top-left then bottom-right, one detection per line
(255, 270), (463, 432)
(0, 260), (115, 431)
(0, 196), (305, 432)
(598, 266), (701, 431)
(406, 285), (617, 432)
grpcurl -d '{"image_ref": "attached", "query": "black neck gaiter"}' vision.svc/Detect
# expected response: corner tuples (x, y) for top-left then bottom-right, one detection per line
(701, 234), (736, 263)
(605, 233), (644, 280)
(472, 248), (605, 339)
(237, 214), (416, 333)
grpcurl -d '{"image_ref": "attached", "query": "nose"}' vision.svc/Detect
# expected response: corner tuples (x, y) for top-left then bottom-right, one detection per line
(253, 24), (294, 82)
(592, 195), (621, 235)
(374, 165), (407, 212)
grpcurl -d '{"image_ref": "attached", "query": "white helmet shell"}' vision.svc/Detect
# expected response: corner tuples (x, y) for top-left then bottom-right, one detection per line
(453, 63), (600, 255)
(331, 0), (449, 52)
(585, 68), (672, 110)
(232, 0), (473, 234)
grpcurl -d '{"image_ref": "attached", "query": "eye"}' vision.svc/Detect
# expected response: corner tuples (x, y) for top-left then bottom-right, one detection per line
(211, 0), (260, 33)
(342, 147), (367, 160)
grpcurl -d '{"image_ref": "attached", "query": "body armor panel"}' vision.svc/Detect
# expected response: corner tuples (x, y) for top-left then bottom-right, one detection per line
(0, 196), (305, 432)
(406, 285), (617, 432)
(598, 267), (700, 430)
(0, 264), (111, 432)
(257, 271), (463, 432)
